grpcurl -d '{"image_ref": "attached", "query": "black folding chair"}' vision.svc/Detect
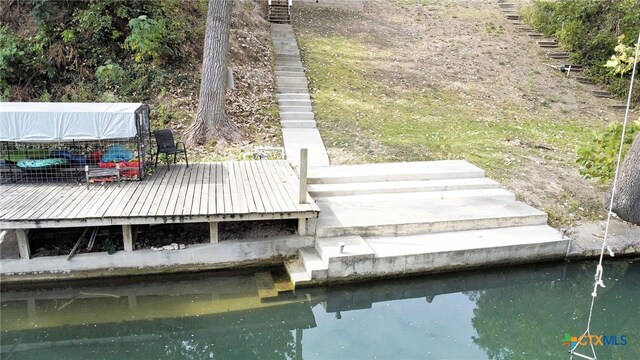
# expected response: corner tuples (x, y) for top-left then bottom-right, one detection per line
(153, 129), (189, 170)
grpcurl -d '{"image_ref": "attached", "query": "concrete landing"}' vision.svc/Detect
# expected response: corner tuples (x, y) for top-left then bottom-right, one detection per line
(271, 24), (330, 167)
(286, 160), (568, 287)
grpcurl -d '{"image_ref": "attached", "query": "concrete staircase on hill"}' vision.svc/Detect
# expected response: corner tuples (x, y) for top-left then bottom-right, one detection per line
(496, 1), (629, 111)
(285, 160), (568, 287)
(271, 24), (330, 167)
(268, 0), (291, 23)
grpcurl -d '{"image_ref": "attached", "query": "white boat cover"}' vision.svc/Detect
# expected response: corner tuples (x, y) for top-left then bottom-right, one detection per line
(0, 102), (144, 142)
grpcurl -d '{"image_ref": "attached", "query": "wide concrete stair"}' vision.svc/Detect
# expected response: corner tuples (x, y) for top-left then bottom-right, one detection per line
(285, 160), (568, 287)
(271, 24), (330, 167)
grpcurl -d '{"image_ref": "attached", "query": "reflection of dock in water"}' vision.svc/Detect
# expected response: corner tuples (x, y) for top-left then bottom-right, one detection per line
(1, 270), (315, 358)
(1, 270), (309, 331)
(0, 262), (571, 358)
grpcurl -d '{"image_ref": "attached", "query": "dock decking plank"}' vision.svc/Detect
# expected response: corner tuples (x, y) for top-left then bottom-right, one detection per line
(135, 167), (169, 217)
(164, 165), (189, 216)
(247, 161), (273, 214)
(15, 184), (74, 220)
(222, 161), (234, 214)
(198, 163), (210, 216)
(237, 161), (258, 214)
(121, 170), (164, 217)
(0, 161), (319, 229)
(172, 165), (193, 216)
(261, 160), (291, 213)
(40, 184), (90, 219)
(229, 161), (248, 214)
(103, 181), (144, 219)
(0, 184), (57, 219)
(215, 163), (225, 214)
(186, 164), (203, 216)
(153, 166), (184, 216)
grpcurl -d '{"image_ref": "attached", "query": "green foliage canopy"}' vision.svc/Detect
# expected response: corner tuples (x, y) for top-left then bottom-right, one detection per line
(0, 0), (204, 101)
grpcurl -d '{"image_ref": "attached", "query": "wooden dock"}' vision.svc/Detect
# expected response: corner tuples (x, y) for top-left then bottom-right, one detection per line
(0, 161), (319, 259)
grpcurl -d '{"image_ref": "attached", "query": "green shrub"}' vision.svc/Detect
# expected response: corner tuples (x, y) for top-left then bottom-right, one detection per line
(95, 61), (127, 90)
(577, 121), (640, 182)
(0, 26), (23, 93)
(125, 15), (172, 64)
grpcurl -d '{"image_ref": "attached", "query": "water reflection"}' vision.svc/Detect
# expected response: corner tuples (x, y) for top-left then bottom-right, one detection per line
(1, 261), (638, 359)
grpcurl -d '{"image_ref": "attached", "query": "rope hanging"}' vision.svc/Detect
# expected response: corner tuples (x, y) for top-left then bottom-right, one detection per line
(570, 31), (640, 360)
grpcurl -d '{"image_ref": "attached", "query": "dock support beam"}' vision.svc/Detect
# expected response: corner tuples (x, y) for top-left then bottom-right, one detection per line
(299, 148), (308, 204)
(298, 218), (307, 236)
(210, 222), (218, 243)
(16, 229), (30, 260)
(122, 225), (133, 252)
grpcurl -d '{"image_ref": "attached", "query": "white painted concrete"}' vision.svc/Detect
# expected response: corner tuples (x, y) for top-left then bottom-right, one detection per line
(308, 177), (501, 197)
(280, 112), (314, 120)
(316, 188), (515, 204)
(281, 120), (317, 128)
(315, 196), (547, 237)
(0, 236), (314, 278)
(282, 128), (330, 166)
(308, 160), (485, 183)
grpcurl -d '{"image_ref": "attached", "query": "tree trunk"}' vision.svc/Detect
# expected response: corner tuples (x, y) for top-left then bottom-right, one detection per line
(184, 0), (240, 147)
(605, 133), (640, 225)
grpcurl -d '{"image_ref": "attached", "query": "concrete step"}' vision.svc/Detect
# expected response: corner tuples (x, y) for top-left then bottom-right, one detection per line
(274, 51), (300, 57)
(362, 225), (568, 274)
(299, 247), (327, 281)
(255, 271), (279, 299)
(498, 3), (515, 8)
(308, 160), (484, 184)
(281, 120), (317, 128)
(282, 128), (330, 167)
(277, 87), (309, 94)
(278, 100), (312, 107)
(281, 112), (314, 120)
(277, 93), (311, 101)
(278, 105), (313, 113)
(506, 14), (521, 20)
(527, 33), (544, 38)
(277, 80), (309, 88)
(315, 196), (548, 238)
(276, 60), (304, 66)
(308, 177), (501, 197)
(284, 257), (312, 288)
(315, 236), (374, 263)
(276, 71), (306, 78)
(276, 66), (305, 72)
(277, 76), (308, 82)
(316, 188), (516, 205)
(280, 105), (313, 112)
(276, 54), (301, 61)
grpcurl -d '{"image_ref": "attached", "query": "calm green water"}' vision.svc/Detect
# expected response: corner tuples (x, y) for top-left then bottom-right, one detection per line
(1, 260), (638, 359)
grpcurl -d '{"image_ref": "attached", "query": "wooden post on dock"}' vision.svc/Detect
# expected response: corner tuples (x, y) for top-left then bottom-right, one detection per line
(16, 229), (30, 260)
(299, 148), (308, 204)
(210, 222), (219, 243)
(122, 225), (133, 252)
(298, 148), (309, 236)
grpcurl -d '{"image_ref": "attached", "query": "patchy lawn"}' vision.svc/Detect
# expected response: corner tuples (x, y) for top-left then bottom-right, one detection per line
(292, 0), (625, 227)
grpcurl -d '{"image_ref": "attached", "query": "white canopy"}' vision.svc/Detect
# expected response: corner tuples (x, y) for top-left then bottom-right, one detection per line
(0, 102), (145, 142)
